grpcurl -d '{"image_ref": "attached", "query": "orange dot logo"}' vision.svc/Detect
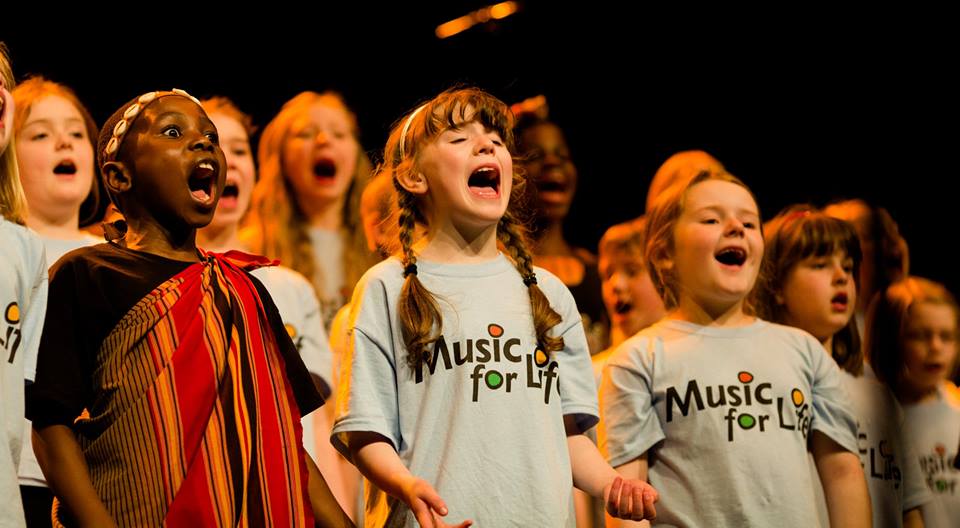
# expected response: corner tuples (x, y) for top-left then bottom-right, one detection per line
(534, 348), (549, 367)
(791, 389), (805, 407)
(737, 371), (753, 383)
(488, 324), (504, 338)
(285, 323), (297, 339)
(4, 302), (19, 324)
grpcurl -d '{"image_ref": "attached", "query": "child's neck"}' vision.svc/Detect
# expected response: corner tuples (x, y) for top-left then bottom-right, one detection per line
(671, 296), (754, 327)
(197, 223), (245, 253)
(26, 209), (84, 240)
(123, 217), (200, 262)
(899, 382), (940, 405)
(298, 194), (345, 231)
(416, 221), (500, 263)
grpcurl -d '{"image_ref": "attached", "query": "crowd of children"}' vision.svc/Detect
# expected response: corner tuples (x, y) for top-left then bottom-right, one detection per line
(1, 40), (958, 528)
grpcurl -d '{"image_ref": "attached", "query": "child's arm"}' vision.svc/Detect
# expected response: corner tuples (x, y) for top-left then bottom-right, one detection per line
(304, 452), (355, 528)
(34, 424), (117, 528)
(810, 430), (872, 528)
(902, 507), (923, 528)
(566, 418), (657, 523)
(347, 431), (473, 528)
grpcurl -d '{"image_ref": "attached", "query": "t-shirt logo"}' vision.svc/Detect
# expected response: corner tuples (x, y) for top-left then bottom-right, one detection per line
(920, 443), (958, 495)
(2, 302), (22, 364)
(285, 323), (304, 352)
(415, 322), (560, 404)
(857, 430), (902, 488)
(664, 370), (811, 442)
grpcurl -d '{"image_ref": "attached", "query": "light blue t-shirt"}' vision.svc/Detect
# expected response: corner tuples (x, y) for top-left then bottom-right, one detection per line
(19, 233), (99, 488)
(903, 382), (960, 527)
(601, 318), (859, 528)
(0, 217), (47, 528)
(810, 364), (931, 527)
(332, 254), (599, 527)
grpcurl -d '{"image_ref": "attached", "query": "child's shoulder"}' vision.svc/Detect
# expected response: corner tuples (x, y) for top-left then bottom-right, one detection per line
(0, 218), (45, 261)
(352, 258), (404, 296)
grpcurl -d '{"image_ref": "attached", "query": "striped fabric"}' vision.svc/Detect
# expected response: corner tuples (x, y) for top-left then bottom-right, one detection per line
(58, 251), (314, 527)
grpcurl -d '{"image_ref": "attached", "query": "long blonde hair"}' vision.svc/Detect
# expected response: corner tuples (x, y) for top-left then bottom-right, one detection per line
(243, 91), (376, 298)
(0, 43), (27, 225)
(381, 87), (564, 370)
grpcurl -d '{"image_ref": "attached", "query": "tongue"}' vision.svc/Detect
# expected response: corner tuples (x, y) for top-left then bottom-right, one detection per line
(469, 185), (498, 199)
(192, 188), (210, 202)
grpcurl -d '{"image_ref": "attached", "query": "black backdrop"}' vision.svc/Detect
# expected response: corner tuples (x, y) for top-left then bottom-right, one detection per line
(4, 4), (956, 295)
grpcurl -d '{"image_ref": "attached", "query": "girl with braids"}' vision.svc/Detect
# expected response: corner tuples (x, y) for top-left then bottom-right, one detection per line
(331, 87), (657, 527)
(754, 205), (929, 527)
(243, 91), (378, 331)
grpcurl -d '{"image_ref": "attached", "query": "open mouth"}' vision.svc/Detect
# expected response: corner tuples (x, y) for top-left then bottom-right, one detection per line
(313, 158), (336, 182)
(614, 300), (634, 315)
(222, 181), (239, 199)
(53, 160), (78, 176)
(188, 160), (218, 204)
(468, 166), (500, 198)
(715, 247), (747, 266)
(831, 292), (849, 311)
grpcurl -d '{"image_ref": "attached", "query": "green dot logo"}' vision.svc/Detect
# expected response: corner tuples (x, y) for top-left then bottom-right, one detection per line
(485, 371), (503, 389)
(4, 302), (19, 325)
(488, 324), (504, 338)
(534, 349), (549, 367)
(738, 414), (756, 429)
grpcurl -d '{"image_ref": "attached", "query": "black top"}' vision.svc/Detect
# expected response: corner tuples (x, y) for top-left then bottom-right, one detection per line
(26, 242), (323, 431)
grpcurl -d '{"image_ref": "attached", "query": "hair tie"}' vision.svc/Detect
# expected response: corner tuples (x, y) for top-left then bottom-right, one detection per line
(523, 273), (538, 287)
(403, 263), (418, 277)
(399, 103), (428, 156)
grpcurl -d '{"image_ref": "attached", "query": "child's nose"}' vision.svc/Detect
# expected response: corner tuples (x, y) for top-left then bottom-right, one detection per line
(314, 131), (329, 146)
(190, 135), (215, 152)
(474, 136), (496, 155)
(724, 218), (745, 237)
(56, 132), (73, 150)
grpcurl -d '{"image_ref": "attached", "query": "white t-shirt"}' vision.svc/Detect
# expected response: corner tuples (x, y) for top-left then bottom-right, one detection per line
(601, 318), (859, 528)
(250, 264), (334, 461)
(309, 227), (346, 330)
(18, 233), (99, 488)
(332, 255), (599, 527)
(810, 364), (931, 527)
(903, 382), (960, 527)
(0, 217), (47, 527)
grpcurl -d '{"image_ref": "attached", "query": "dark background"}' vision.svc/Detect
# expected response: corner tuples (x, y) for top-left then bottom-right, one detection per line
(4, 4), (956, 294)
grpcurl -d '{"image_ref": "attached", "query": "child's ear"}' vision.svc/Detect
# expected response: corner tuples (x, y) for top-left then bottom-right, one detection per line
(396, 170), (428, 195)
(102, 161), (132, 194)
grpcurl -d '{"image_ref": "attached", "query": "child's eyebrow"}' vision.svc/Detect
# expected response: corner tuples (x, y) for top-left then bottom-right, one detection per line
(22, 117), (85, 127)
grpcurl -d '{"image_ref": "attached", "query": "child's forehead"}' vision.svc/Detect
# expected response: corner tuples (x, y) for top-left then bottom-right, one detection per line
(141, 96), (209, 123)
(683, 180), (758, 214)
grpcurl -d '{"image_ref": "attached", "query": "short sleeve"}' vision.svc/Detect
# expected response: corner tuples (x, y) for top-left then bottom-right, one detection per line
(26, 259), (88, 428)
(599, 337), (666, 468)
(807, 336), (859, 453)
(330, 277), (402, 459)
(20, 241), (48, 382)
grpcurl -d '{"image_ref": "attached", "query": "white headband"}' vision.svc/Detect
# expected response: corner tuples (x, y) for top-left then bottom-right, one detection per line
(399, 103), (428, 156)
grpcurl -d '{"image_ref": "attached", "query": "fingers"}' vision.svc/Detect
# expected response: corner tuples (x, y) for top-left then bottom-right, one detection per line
(642, 486), (657, 521)
(605, 475), (623, 515)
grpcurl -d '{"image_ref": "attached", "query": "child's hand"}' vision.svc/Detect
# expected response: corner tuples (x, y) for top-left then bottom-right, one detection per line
(399, 476), (473, 528)
(603, 475), (658, 521)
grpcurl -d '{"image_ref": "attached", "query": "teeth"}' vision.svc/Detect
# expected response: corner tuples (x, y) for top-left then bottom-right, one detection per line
(198, 162), (213, 170)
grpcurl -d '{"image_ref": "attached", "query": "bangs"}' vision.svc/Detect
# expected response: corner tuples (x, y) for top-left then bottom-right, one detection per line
(421, 88), (514, 149)
(783, 214), (862, 266)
